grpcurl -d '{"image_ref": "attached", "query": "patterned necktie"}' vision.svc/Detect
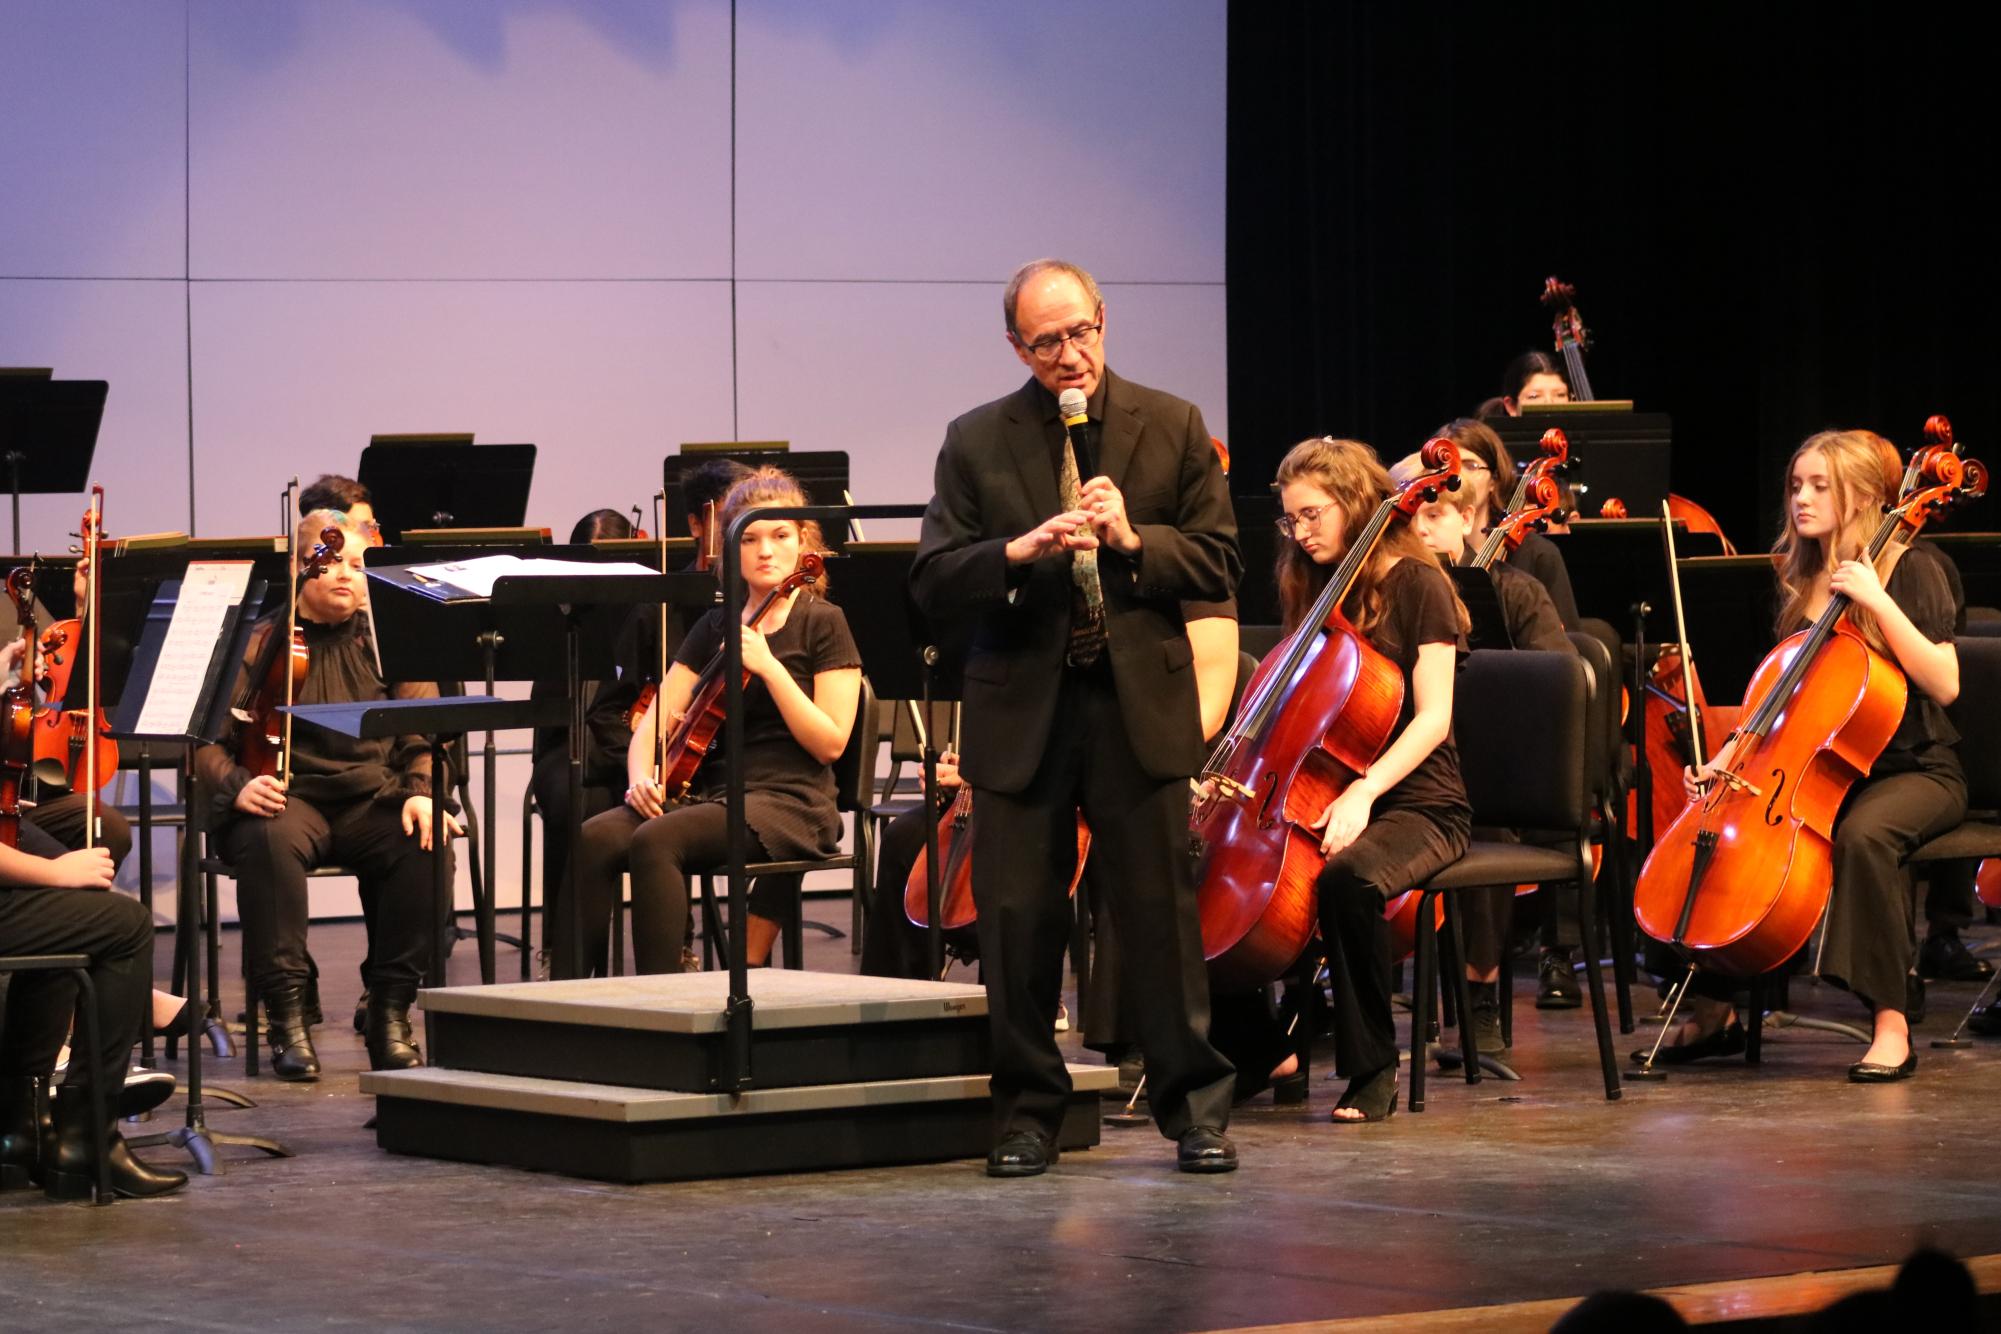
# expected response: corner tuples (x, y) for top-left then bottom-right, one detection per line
(1058, 428), (1107, 666)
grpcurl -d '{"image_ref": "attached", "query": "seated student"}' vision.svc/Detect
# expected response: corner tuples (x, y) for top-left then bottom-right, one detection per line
(1476, 350), (1573, 421)
(300, 473), (382, 546)
(1392, 448), (1575, 1080)
(1, 825), (187, 1199)
(195, 512), (459, 1079)
(573, 467), (861, 974)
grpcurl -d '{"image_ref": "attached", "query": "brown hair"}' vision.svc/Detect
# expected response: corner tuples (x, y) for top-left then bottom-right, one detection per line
(719, 466), (829, 599)
(1772, 430), (1897, 653)
(1434, 417), (1514, 524)
(1274, 438), (1469, 637)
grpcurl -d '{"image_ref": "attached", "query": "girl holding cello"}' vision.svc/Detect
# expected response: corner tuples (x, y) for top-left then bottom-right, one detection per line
(1666, 430), (1964, 1081)
(1257, 437), (1472, 1121)
(574, 467), (862, 974)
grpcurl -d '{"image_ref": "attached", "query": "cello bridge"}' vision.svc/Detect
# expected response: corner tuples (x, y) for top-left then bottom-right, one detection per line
(1198, 772), (1254, 803)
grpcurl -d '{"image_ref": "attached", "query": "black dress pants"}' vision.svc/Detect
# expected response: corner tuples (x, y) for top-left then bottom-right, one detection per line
(529, 746), (616, 949)
(0, 822), (151, 1091)
(26, 792), (134, 867)
(1317, 806), (1469, 1079)
(217, 795), (444, 997)
(970, 662), (1234, 1143)
(572, 802), (794, 976)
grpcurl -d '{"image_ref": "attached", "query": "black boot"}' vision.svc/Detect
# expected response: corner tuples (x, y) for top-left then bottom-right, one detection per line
(262, 980), (321, 1082)
(37, 1083), (187, 1200)
(364, 984), (422, 1071)
(1, 1075), (46, 1190)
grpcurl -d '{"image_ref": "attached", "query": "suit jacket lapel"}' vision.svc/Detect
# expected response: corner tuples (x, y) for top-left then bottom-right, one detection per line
(1098, 369), (1141, 490)
(1002, 377), (1064, 521)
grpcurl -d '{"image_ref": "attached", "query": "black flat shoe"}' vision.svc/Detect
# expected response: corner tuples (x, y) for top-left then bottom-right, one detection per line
(1177, 1126), (1238, 1173)
(985, 1129), (1055, 1178)
(151, 998), (194, 1039)
(1536, 949), (1582, 1010)
(115, 1069), (177, 1120)
(1631, 1020), (1746, 1066)
(1332, 1064), (1398, 1124)
(1848, 1049), (1917, 1083)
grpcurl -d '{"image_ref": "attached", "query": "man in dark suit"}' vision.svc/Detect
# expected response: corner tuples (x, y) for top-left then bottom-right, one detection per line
(912, 258), (1239, 1176)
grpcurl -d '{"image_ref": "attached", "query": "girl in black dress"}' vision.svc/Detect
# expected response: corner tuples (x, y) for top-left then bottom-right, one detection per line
(574, 467), (862, 974)
(1270, 438), (1473, 1121)
(1672, 430), (1964, 1081)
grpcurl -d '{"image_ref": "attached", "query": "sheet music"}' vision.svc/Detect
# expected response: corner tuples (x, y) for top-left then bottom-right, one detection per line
(132, 561), (253, 736)
(405, 554), (658, 598)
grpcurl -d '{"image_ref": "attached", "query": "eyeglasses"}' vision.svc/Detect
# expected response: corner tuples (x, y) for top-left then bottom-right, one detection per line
(1275, 504), (1334, 536)
(1456, 458), (1490, 474)
(1016, 308), (1104, 364)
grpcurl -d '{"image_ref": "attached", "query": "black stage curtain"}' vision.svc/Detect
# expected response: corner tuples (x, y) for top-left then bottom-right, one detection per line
(1226, 5), (1998, 545)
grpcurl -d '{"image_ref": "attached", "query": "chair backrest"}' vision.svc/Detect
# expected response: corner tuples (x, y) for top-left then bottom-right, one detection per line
(1948, 637), (2001, 812)
(833, 676), (879, 814)
(1566, 630), (1621, 804)
(1452, 648), (1590, 831)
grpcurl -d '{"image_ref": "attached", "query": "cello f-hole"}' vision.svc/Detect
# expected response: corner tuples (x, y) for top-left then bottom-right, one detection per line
(1763, 769), (1788, 826)
(1256, 771), (1279, 827)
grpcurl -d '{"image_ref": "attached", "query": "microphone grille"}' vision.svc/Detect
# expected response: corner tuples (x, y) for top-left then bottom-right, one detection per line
(1058, 388), (1088, 426)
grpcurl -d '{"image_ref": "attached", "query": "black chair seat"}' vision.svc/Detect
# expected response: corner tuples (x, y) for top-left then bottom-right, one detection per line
(1909, 821), (2001, 864)
(1423, 842), (1577, 890)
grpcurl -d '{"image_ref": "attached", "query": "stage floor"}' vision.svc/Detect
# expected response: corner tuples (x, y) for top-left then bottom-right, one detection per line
(6, 909), (2001, 1331)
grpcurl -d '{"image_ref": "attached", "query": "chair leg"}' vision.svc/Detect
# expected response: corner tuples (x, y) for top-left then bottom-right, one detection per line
(1442, 898), (1480, 1086)
(519, 792), (536, 981)
(1601, 813), (1637, 1034)
(1747, 975), (1766, 1065)
(1572, 859), (1622, 1101)
(611, 872), (626, 977)
(1499, 946), (1515, 1049)
(1410, 891), (1437, 1112)
(70, 970), (112, 1205)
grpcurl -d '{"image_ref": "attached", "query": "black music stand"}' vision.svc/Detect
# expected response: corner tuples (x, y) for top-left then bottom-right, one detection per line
(1448, 565), (1515, 651)
(0, 373), (107, 553)
(357, 440), (537, 544)
(1493, 408), (1674, 519)
(110, 562), (290, 1173)
(829, 541), (970, 979)
(1674, 556), (1780, 705)
(368, 560), (714, 980)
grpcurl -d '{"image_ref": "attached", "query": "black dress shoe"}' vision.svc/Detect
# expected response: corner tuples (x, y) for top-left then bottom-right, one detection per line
(1177, 1126), (1238, 1173)
(1536, 948), (1582, 1009)
(1630, 1020), (1746, 1066)
(985, 1129), (1055, 1178)
(1918, 931), (1994, 983)
(115, 1069), (178, 1120)
(1848, 1049), (1917, 1083)
(364, 986), (422, 1072)
(1968, 1004), (2001, 1038)
(261, 981), (321, 1082)
(1, 1076), (43, 1190)
(353, 990), (371, 1035)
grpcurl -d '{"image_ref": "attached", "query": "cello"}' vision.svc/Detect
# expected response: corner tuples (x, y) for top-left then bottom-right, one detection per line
(1193, 438), (1462, 988)
(1472, 429), (1571, 572)
(1634, 432), (1984, 980)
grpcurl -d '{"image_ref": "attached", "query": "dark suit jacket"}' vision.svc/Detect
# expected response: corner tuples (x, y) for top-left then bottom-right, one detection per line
(911, 370), (1240, 792)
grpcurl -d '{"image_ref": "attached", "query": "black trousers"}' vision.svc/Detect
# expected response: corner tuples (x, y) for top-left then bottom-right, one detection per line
(1317, 806), (1470, 1079)
(26, 792), (134, 867)
(971, 663), (1233, 1143)
(572, 802), (794, 976)
(0, 821), (151, 1091)
(216, 795), (446, 997)
(528, 747), (617, 944)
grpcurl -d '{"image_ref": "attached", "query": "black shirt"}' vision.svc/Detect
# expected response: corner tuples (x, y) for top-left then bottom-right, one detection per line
(1360, 559), (1472, 823)
(672, 596), (862, 859)
(1505, 531), (1580, 629)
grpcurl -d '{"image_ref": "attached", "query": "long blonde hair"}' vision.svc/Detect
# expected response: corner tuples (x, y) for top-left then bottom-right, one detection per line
(1773, 430), (1898, 653)
(1274, 437), (1468, 636)
(720, 466), (829, 599)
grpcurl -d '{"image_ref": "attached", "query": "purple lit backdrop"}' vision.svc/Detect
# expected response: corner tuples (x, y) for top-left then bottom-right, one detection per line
(1, 0), (1225, 917)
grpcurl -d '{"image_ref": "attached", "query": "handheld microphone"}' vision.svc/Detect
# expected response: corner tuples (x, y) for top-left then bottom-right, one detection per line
(1058, 388), (1095, 477)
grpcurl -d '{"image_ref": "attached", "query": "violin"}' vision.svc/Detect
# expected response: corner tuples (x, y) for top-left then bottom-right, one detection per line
(235, 505), (345, 783)
(649, 551), (825, 804)
(626, 498), (720, 735)
(1192, 438), (1462, 988)
(31, 489), (117, 812)
(1635, 426), (1984, 977)
(903, 784), (1093, 949)
(1, 565), (40, 849)
(1542, 277), (1739, 551)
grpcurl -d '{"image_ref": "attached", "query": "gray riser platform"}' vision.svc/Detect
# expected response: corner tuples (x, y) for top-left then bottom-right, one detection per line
(362, 1066), (1114, 1184)
(418, 971), (991, 1093)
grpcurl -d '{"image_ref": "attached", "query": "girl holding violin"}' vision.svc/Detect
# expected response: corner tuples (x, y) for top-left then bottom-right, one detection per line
(1669, 430), (1964, 1081)
(574, 467), (862, 974)
(1264, 437), (1472, 1121)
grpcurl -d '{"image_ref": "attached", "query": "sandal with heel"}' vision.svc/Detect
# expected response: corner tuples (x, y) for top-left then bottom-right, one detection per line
(1332, 1063), (1398, 1124)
